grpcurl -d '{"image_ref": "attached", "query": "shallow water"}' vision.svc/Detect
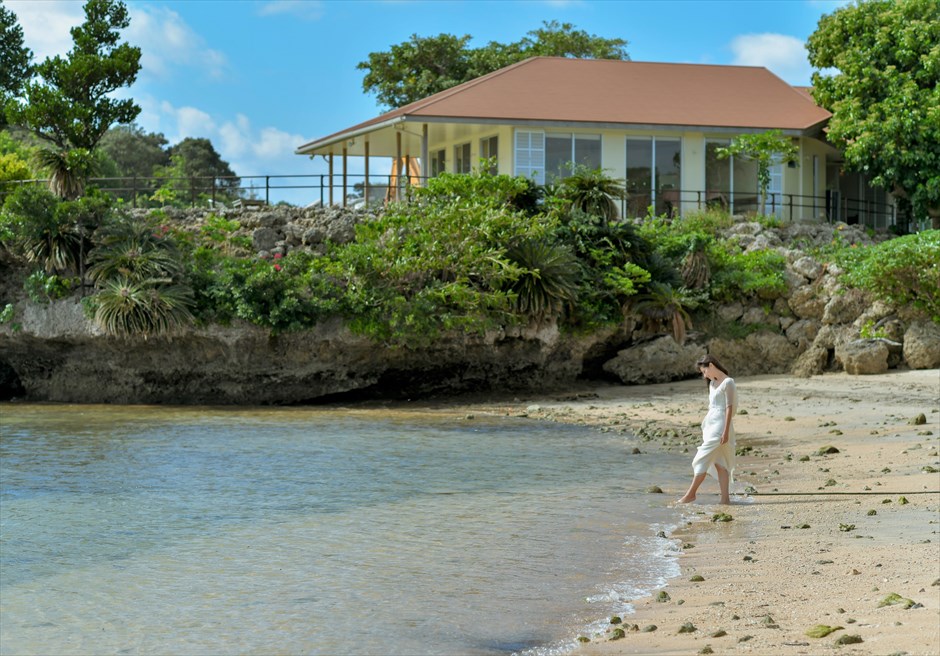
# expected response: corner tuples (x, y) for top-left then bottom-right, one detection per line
(0, 404), (690, 655)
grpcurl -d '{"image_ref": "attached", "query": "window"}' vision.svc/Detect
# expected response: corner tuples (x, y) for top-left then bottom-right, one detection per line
(626, 137), (681, 217)
(430, 149), (446, 177)
(514, 131), (545, 183)
(480, 136), (498, 174)
(515, 131), (600, 184)
(546, 133), (601, 182)
(454, 142), (471, 174)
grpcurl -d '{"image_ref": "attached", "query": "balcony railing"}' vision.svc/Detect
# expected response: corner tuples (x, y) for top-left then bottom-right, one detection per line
(0, 174), (900, 230)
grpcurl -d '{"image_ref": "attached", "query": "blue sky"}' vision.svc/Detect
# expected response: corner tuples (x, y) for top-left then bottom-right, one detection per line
(10, 0), (847, 202)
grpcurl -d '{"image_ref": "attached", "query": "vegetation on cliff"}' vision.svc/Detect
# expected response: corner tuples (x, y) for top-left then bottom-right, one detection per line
(3, 167), (938, 344)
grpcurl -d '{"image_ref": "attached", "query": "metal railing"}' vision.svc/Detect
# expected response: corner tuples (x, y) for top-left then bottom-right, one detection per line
(1, 174), (899, 229)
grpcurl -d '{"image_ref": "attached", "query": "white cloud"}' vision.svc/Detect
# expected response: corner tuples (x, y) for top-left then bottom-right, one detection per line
(7, 0), (82, 61)
(729, 33), (812, 85)
(258, 1), (325, 20)
(127, 5), (228, 81)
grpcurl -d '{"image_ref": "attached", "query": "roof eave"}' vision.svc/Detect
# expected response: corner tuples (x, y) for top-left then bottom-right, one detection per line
(295, 115), (408, 155)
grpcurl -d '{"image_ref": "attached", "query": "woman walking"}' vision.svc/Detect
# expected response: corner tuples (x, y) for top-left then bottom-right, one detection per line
(678, 354), (736, 504)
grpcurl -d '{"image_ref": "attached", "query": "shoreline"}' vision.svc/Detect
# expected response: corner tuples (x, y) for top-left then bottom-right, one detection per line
(434, 369), (940, 656)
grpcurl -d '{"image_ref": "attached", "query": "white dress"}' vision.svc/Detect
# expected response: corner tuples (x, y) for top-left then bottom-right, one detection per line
(692, 377), (736, 482)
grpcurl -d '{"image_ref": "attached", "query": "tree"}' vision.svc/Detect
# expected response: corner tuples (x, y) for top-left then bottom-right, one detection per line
(7, 0), (141, 152)
(167, 137), (239, 191)
(358, 21), (629, 109)
(0, 0), (33, 129)
(716, 130), (798, 216)
(99, 123), (170, 181)
(807, 0), (940, 228)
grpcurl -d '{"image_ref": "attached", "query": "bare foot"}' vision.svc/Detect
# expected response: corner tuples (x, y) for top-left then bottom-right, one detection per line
(677, 494), (696, 504)
(719, 497), (732, 505)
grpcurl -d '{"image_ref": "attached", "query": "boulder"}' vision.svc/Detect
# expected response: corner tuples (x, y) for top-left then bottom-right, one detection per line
(835, 339), (889, 375)
(791, 256), (823, 281)
(786, 319), (820, 349)
(252, 227), (279, 252)
(707, 332), (799, 376)
(717, 302), (744, 322)
(741, 306), (773, 326)
(603, 336), (706, 385)
(792, 346), (829, 378)
(903, 321), (940, 369)
(822, 288), (870, 325)
(812, 324), (859, 350)
(788, 286), (827, 320)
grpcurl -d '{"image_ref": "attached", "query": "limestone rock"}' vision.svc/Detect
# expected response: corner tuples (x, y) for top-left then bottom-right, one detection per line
(835, 339), (889, 375)
(717, 302), (744, 322)
(791, 256), (823, 281)
(812, 324), (859, 350)
(903, 321), (940, 369)
(789, 286), (827, 320)
(786, 319), (820, 349)
(792, 346), (829, 378)
(822, 288), (870, 325)
(252, 227), (279, 252)
(603, 336), (706, 385)
(741, 306), (773, 326)
(708, 332), (799, 376)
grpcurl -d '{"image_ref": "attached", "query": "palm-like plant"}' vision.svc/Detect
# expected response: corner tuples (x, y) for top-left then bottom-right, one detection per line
(504, 237), (581, 322)
(557, 166), (625, 223)
(1, 184), (82, 274)
(87, 216), (194, 337)
(681, 235), (711, 290)
(92, 277), (194, 337)
(87, 218), (184, 284)
(632, 282), (698, 344)
(36, 148), (94, 200)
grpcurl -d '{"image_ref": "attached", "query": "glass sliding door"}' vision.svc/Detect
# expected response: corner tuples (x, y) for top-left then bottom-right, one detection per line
(654, 139), (681, 216)
(626, 137), (682, 217)
(705, 141), (731, 209)
(545, 133), (573, 182)
(626, 138), (653, 217)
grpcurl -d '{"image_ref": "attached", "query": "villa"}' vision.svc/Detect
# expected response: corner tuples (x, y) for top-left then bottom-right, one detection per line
(296, 57), (894, 227)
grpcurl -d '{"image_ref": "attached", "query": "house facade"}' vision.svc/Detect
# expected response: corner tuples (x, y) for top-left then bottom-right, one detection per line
(296, 57), (894, 227)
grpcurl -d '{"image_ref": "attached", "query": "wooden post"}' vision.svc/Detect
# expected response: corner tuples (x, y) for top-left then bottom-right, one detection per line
(342, 146), (348, 208)
(421, 124), (428, 186)
(328, 154), (334, 206)
(396, 131), (402, 200)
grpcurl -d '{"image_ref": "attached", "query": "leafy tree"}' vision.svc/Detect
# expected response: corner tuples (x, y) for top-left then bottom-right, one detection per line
(0, 0), (33, 129)
(7, 0), (141, 152)
(99, 123), (170, 180)
(716, 130), (797, 215)
(359, 21), (629, 108)
(807, 0), (940, 228)
(167, 137), (239, 193)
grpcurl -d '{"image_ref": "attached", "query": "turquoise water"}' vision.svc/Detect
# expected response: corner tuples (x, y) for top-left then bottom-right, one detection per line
(0, 404), (689, 655)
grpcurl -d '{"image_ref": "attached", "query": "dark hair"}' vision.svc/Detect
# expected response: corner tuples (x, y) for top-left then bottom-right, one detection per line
(696, 354), (731, 386)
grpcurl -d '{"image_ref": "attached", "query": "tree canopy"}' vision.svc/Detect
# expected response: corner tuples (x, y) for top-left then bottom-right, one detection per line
(0, 0), (33, 129)
(358, 20), (629, 109)
(6, 0), (141, 152)
(807, 0), (940, 225)
(99, 123), (170, 180)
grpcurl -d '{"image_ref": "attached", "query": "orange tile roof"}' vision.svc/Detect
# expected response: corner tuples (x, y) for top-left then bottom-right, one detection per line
(298, 57), (831, 153)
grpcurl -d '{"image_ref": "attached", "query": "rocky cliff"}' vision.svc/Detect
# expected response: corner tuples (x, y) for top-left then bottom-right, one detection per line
(1, 206), (937, 404)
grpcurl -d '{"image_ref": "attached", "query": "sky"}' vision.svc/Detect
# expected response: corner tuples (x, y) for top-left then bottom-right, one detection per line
(8, 0), (848, 204)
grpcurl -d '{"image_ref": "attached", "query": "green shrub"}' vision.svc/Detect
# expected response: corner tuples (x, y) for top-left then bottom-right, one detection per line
(1, 185), (82, 274)
(709, 247), (788, 301)
(504, 237), (581, 321)
(836, 230), (940, 322)
(24, 270), (77, 303)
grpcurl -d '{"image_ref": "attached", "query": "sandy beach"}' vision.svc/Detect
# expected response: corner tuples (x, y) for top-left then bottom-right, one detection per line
(443, 368), (940, 655)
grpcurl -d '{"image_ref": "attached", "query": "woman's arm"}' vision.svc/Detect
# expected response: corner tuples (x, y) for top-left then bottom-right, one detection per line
(720, 380), (736, 444)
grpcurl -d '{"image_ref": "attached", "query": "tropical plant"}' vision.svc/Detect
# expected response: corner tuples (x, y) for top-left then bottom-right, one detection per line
(503, 237), (581, 321)
(681, 235), (710, 289)
(631, 282), (698, 344)
(87, 216), (184, 284)
(0, 184), (81, 274)
(35, 148), (94, 199)
(715, 130), (798, 215)
(556, 166), (625, 223)
(835, 229), (940, 323)
(86, 214), (195, 336)
(90, 276), (194, 337)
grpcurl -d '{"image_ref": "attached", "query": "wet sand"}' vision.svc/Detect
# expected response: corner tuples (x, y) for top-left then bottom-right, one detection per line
(440, 369), (940, 655)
